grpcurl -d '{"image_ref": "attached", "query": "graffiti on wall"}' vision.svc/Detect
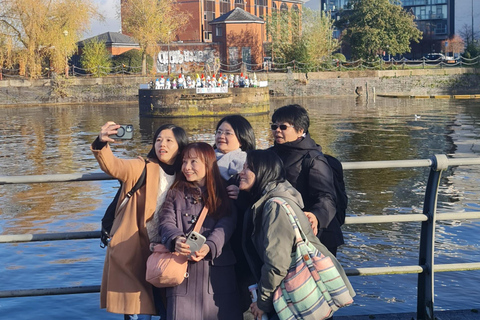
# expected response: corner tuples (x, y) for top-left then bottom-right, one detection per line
(156, 49), (217, 73)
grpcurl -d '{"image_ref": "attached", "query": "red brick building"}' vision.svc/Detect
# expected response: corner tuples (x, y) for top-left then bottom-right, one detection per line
(120, 0), (303, 73)
(210, 8), (265, 70)
(77, 32), (139, 56)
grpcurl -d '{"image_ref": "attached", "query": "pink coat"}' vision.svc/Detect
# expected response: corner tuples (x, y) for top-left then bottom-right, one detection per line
(92, 143), (164, 315)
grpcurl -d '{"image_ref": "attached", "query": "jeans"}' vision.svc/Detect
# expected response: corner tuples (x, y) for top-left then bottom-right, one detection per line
(123, 286), (166, 320)
(124, 315), (152, 320)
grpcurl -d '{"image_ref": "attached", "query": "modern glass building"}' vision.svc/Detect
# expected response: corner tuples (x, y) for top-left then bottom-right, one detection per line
(402, 0), (454, 41)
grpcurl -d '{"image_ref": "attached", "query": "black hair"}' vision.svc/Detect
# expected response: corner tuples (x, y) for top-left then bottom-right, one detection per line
(245, 149), (285, 202)
(214, 115), (256, 151)
(147, 124), (188, 169)
(271, 104), (310, 134)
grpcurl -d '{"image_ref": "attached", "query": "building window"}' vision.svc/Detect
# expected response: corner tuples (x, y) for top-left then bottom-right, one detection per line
(229, 47), (239, 65)
(216, 26), (223, 37)
(280, 2), (288, 12)
(235, 0), (245, 9)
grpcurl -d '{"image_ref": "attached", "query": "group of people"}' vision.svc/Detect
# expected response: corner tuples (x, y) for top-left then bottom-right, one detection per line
(152, 73), (259, 90)
(91, 104), (355, 320)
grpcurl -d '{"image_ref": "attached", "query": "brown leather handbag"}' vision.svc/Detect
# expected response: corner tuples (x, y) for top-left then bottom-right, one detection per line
(146, 206), (208, 288)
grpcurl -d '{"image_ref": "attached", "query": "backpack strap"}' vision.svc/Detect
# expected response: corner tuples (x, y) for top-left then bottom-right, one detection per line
(117, 160), (147, 212)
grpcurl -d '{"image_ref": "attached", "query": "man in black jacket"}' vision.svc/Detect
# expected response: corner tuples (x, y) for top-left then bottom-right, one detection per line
(269, 104), (343, 255)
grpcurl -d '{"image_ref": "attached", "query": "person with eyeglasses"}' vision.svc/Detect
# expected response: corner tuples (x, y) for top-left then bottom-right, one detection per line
(213, 115), (256, 187)
(269, 104), (343, 256)
(212, 115), (260, 313)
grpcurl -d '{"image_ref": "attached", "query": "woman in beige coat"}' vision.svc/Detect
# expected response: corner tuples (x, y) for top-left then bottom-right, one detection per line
(91, 122), (188, 320)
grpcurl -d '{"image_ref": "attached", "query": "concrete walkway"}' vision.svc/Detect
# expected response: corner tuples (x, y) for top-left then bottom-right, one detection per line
(334, 309), (479, 320)
(244, 309), (480, 320)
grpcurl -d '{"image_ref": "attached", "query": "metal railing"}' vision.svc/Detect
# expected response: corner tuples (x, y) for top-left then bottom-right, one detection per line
(1, 154), (480, 320)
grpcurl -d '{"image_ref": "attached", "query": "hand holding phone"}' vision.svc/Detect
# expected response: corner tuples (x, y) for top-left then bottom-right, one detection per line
(110, 124), (134, 140)
(185, 231), (206, 254)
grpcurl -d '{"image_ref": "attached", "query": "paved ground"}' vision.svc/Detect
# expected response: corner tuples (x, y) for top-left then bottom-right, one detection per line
(333, 309), (480, 320)
(244, 309), (480, 320)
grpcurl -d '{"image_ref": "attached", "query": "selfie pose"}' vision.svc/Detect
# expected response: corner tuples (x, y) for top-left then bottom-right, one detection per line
(92, 122), (188, 319)
(158, 142), (242, 320)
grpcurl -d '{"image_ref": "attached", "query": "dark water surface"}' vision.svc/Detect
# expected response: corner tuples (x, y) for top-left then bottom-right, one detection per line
(1, 97), (480, 318)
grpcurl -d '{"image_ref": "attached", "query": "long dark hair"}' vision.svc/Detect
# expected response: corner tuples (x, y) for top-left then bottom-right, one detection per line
(146, 124), (188, 169)
(245, 149), (285, 202)
(172, 142), (230, 218)
(214, 115), (256, 151)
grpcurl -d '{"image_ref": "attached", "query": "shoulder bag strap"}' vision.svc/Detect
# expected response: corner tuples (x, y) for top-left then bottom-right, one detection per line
(270, 197), (307, 245)
(117, 160), (147, 212)
(192, 206), (209, 233)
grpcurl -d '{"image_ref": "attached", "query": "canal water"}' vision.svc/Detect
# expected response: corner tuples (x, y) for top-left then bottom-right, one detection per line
(0, 97), (479, 319)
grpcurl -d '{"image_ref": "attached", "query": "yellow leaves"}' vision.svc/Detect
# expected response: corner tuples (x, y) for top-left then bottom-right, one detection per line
(0, 0), (99, 78)
(121, 0), (189, 74)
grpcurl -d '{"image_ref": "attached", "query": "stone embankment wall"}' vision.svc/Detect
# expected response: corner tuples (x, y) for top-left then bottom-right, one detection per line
(1, 68), (479, 106)
(266, 68), (480, 97)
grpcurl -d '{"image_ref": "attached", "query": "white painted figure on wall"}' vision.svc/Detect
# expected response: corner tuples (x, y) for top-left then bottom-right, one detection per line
(156, 49), (217, 74)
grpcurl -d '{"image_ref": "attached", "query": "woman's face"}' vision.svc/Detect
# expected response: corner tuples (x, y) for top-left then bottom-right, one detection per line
(215, 121), (241, 154)
(239, 163), (256, 192)
(155, 129), (179, 165)
(271, 122), (304, 144)
(182, 149), (207, 187)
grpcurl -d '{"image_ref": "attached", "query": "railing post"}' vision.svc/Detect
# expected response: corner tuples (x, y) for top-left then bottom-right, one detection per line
(417, 154), (448, 320)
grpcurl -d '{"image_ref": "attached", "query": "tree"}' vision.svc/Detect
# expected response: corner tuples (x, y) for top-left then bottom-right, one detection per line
(299, 9), (340, 66)
(266, 8), (340, 69)
(340, 0), (422, 60)
(441, 35), (464, 57)
(121, 0), (189, 75)
(80, 39), (112, 77)
(266, 9), (301, 64)
(0, 0), (100, 78)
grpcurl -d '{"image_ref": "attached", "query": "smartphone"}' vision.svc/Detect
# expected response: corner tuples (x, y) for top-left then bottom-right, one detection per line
(185, 231), (206, 254)
(110, 124), (134, 140)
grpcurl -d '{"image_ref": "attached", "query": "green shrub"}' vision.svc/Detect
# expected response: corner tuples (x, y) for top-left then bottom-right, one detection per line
(80, 39), (112, 77)
(112, 49), (153, 73)
(332, 53), (346, 62)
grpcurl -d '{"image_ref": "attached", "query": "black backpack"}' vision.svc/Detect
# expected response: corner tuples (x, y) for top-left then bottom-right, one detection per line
(100, 164), (147, 248)
(302, 151), (348, 226)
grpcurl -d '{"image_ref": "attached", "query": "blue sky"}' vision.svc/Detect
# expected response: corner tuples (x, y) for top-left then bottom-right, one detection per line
(84, 0), (121, 40)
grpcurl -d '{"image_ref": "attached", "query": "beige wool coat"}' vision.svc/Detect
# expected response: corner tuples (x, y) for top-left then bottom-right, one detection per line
(92, 143), (164, 315)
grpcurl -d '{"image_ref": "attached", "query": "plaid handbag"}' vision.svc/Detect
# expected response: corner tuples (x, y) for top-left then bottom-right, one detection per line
(271, 198), (353, 320)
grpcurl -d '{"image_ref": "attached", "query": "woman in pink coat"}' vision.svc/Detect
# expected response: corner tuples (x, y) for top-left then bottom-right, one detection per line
(158, 142), (243, 320)
(92, 122), (188, 320)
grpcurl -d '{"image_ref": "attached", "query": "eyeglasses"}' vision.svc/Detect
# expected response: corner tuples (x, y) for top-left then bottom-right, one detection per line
(270, 124), (294, 131)
(215, 130), (235, 137)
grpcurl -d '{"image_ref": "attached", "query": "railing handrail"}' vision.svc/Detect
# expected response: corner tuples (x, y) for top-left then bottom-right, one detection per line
(2, 156), (480, 185)
(2, 154), (480, 320)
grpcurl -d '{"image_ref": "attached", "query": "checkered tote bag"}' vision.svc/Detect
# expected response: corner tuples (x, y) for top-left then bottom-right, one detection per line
(271, 198), (353, 320)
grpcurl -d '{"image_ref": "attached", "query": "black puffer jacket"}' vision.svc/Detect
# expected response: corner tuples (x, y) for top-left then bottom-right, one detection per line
(270, 133), (344, 250)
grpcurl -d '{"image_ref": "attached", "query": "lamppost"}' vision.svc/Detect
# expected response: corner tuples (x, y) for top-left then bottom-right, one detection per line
(167, 31), (171, 76)
(63, 30), (69, 78)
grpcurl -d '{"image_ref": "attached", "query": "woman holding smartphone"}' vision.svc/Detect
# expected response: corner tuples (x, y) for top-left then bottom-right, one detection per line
(92, 122), (188, 320)
(158, 142), (242, 320)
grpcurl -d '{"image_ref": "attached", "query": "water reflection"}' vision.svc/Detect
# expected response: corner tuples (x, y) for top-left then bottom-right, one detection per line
(1, 97), (480, 317)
